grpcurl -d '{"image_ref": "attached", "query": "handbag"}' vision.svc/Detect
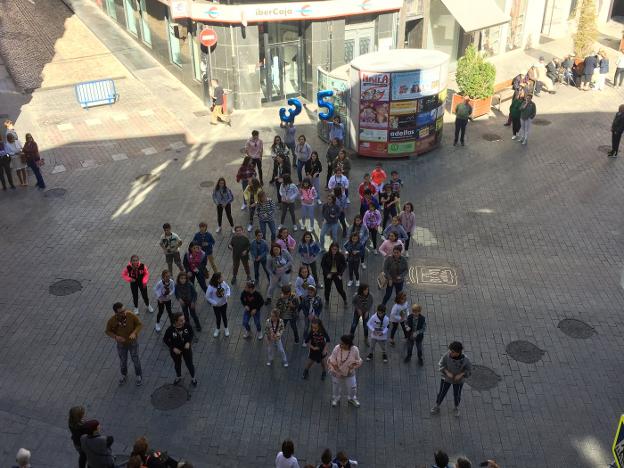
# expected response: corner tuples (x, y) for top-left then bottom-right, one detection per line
(377, 272), (387, 289)
(36, 158), (45, 167)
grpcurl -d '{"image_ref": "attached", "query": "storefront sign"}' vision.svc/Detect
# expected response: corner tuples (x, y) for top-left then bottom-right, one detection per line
(359, 101), (389, 129)
(389, 128), (416, 141)
(388, 141), (415, 154)
(360, 72), (390, 102)
(171, 0), (403, 23)
(359, 128), (388, 142)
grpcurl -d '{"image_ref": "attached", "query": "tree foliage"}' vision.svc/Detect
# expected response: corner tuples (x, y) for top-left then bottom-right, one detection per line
(573, 0), (598, 57)
(455, 44), (496, 100)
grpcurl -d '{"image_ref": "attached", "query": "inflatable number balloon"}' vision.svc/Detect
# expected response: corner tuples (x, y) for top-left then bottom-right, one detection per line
(317, 90), (334, 120)
(279, 98), (302, 123)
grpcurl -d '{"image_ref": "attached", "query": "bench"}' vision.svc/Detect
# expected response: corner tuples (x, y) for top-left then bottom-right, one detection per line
(74, 79), (119, 109)
(492, 78), (514, 111)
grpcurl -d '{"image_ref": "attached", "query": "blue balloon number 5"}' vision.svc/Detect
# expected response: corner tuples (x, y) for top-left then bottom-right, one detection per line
(317, 90), (334, 120)
(279, 98), (302, 123)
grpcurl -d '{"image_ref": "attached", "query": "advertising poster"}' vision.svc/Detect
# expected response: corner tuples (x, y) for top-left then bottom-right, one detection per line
(391, 71), (422, 100)
(388, 141), (416, 154)
(415, 108), (437, 127)
(360, 101), (389, 129)
(359, 127), (388, 143)
(360, 72), (390, 102)
(416, 123), (437, 140)
(435, 104), (445, 119)
(417, 94), (439, 113)
(415, 134), (436, 153)
(420, 68), (441, 95)
(390, 101), (417, 115)
(436, 116), (444, 131)
(359, 141), (388, 157)
(389, 113), (417, 129)
(389, 128), (417, 142)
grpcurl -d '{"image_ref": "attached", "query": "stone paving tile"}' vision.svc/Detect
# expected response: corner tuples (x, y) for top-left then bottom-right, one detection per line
(3, 83), (624, 468)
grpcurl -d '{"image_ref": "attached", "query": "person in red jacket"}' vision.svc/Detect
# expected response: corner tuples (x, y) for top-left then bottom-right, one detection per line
(122, 255), (154, 315)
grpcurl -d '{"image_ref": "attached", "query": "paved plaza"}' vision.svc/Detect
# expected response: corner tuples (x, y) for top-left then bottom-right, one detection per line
(2, 3), (624, 466)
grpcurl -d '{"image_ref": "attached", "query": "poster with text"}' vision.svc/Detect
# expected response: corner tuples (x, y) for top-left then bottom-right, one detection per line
(360, 101), (389, 129)
(360, 71), (390, 102)
(390, 101), (417, 115)
(359, 127), (388, 143)
(389, 113), (417, 129)
(388, 141), (416, 154)
(359, 141), (388, 157)
(415, 108), (438, 127)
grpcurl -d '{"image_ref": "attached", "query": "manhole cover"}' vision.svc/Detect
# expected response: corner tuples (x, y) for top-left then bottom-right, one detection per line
(482, 133), (503, 142)
(45, 188), (67, 198)
(134, 174), (160, 183)
(49, 279), (82, 296)
(558, 319), (595, 339)
(467, 365), (501, 391)
(598, 145), (612, 154)
(151, 384), (189, 410)
(200, 180), (214, 188)
(532, 118), (551, 126)
(505, 340), (544, 364)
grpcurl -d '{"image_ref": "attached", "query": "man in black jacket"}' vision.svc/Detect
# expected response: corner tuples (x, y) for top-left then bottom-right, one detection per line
(609, 104), (624, 158)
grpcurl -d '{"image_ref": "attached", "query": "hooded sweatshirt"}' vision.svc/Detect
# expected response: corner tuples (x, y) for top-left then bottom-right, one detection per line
(438, 352), (472, 383)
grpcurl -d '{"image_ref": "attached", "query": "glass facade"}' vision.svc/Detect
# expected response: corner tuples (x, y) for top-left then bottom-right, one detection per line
(139, 0), (152, 47)
(428, 0), (460, 62)
(123, 0), (138, 36)
(166, 13), (183, 67)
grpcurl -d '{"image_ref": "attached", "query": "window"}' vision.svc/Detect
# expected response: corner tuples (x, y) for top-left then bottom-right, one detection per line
(123, 0), (138, 36)
(166, 13), (183, 66)
(139, 0), (151, 47)
(105, 0), (116, 20)
(191, 30), (204, 82)
(344, 27), (374, 63)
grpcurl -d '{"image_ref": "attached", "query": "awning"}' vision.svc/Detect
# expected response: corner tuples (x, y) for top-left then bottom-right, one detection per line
(440, 0), (510, 32)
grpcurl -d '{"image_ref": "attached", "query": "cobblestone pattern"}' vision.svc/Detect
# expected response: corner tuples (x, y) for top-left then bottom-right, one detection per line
(2, 83), (624, 468)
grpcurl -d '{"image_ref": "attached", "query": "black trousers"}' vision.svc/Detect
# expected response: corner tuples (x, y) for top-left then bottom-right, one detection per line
(436, 379), (464, 407)
(612, 131), (623, 155)
(511, 116), (521, 135)
(130, 282), (150, 308)
(324, 273), (347, 302)
(170, 348), (195, 378)
(406, 335), (423, 359)
(454, 118), (468, 144)
(390, 321), (408, 339)
(252, 158), (263, 184)
(217, 204), (234, 228)
(614, 68), (624, 86)
(0, 157), (14, 189)
(157, 300), (173, 324)
(213, 303), (228, 328)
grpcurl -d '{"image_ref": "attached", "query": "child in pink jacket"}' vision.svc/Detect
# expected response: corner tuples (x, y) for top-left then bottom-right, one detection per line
(121, 255), (154, 315)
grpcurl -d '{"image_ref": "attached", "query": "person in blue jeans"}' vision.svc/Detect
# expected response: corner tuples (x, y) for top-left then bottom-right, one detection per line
(22, 133), (45, 189)
(256, 190), (277, 242)
(382, 246), (408, 305)
(320, 194), (340, 250)
(250, 229), (270, 283)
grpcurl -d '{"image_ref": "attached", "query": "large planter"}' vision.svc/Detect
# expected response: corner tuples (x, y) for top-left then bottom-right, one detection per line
(451, 93), (492, 119)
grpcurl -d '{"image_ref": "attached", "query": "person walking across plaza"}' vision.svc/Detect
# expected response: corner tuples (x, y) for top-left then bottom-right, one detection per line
(299, 177), (318, 231)
(327, 334), (362, 408)
(4, 132), (26, 186)
(509, 92), (523, 140)
(206, 272), (231, 337)
(213, 177), (235, 233)
(245, 130), (264, 185)
(363, 202), (382, 253)
(404, 303), (426, 364)
(609, 104), (624, 158)
(382, 246), (408, 305)
(154, 269), (175, 332)
(175, 271), (202, 331)
(241, 280), (264, 339)
(280, 122), (297, 162)
(210, 79), (230, 126)
(193, 222), (218, 274)
(321, 242), (348, 306)
(344, 232), (362, 287)
(454, 96), (472, 146)
(229, 225), (251, 285)
(431, 341), (473, 417)
(302, 318), (330, 380)
(251, 229), (270, 284)
(266, 308), (289, 367)
(159, 223), (183, 273)
(266, 243), (293, 303)
(122, 255), (153, 315)
(163, 312), (197, 386)
(294, 134), (312, 182)
(243, 177), (262, 231)
(236, 156), (257, 209)
(349, 283), (373, 344)
(325, 138), (341, 188)
(80, 420), (115, 468)
(518, 94), (536, 145)
(398, 203), (415, 257)
(0, 135), (15, 190)
(276, 439), (300, 468)
(366, 305), (389, 363)
(350, 214), (370, 269)
(580, 52), (597, 90)
(271, 153), (291, 203)
(68, 406), (90, 468)
(106, 302), (143, 386)
(22, 133), (45, 189)
(596, 50), (609, 91)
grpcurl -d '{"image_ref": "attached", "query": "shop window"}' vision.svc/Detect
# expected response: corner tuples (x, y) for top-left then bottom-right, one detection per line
(428, 0), (459, 62)
(191, 31), (204, 82)
(139, 0), (151, 47)
(123, 0), (138, 36)
(507, 0), (528, 51)
(105, 0), (116, 20)
(344, 27), (374, 63)
(166, 14), (183, 67)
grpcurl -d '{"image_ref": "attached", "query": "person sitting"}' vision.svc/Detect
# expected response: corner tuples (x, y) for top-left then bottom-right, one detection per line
(561, 54), (575, 85)
(546, 57), (560, 84)
(535, 56), (555, 94)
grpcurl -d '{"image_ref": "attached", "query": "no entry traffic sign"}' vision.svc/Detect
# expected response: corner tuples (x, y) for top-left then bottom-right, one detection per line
(199, 28), (218, 48)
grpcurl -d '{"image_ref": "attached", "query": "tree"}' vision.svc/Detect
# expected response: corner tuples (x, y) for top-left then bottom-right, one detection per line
(455, 44), (496, 100)
(573, 0), (598, 58)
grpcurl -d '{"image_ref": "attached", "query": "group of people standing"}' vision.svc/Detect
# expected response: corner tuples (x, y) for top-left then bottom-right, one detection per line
(0, 119), (46, 190)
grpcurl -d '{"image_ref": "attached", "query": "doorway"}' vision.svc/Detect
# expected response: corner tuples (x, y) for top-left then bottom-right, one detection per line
(404, 18), (423, 48)
(259, 22), (303, 102)
(123, 0), (139, 37)
(139, 0), (152, 47)
(105, 0), (117, 20)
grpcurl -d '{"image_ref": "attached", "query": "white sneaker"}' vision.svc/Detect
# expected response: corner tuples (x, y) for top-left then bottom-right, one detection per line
(373, 250), (379, 256)
(147, 305), (154, 313)
(521, 139), (527, 145)
(231, 227), (236, 234)
(257, 332), (263, 340)
(405, 251), (409, 257)
(241, 203), (247, 210)
(348, 398), (361, 408)
(283, 361), (289, 367)
(213, 328), (220, 338)
(361, 263), (367, 270)
(134, 307), (139, 315)
(216, 226), (222, 233)
(247, 224), (253, 232)
(317, 199), (322, 205)
(293, 225), (298, 232)
(347, 280), (353, 287)
(346, 199), (351, 204)
(224, 327), (230, 337)
(331, 398), (340, 407)
(302, 342), (308, 348)
(242, 330), (250, 339)
(155, 322), (162, 332)
(511, 135), (517, 140)
(319, 282), (324, 288)
(266, 361), (272, 366)
(356, 280), (360, 287)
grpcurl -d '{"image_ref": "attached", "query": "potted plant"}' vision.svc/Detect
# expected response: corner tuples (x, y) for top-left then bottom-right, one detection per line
(451, 44), (496, 118)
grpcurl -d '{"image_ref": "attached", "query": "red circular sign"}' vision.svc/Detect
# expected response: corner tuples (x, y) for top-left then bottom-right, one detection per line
(199, 28), (218, 47)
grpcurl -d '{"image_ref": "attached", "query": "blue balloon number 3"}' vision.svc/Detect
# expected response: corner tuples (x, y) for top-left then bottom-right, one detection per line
(317, 90), (334, 121)
(279, 98), (302, 123)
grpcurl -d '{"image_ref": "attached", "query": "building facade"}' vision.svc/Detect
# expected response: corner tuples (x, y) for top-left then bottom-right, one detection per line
(96, 0), (401, 110)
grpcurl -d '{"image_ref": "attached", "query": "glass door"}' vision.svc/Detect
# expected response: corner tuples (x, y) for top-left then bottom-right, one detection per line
(139, 0), (151, 46)
(123, 0), (138, 36)
(344, 27), (374, 63)
(260, 22), (303, 102)
(105, 0), (117, 20)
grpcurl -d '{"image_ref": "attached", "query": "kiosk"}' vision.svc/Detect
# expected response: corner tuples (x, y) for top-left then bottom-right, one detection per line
(348, 49), (449, 158)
